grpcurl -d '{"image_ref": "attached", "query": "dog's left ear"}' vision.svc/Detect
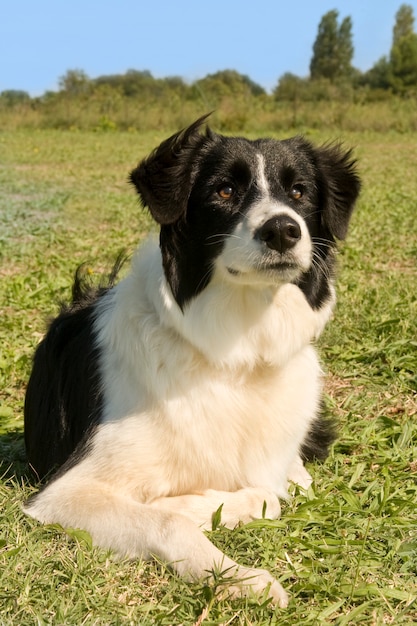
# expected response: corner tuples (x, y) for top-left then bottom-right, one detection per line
(315, 144), (361, 240)
(130, 114), (212, 225)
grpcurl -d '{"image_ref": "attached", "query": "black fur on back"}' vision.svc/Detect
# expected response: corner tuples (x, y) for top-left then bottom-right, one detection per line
(24, 255), (126, 481)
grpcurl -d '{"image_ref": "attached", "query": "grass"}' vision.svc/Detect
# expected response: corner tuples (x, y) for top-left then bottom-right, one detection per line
(3, 95), (417, 134)
(0, 124), (416, 625)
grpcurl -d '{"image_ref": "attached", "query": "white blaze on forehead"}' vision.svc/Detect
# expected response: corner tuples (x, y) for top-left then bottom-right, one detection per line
(256, 153), (270, 197)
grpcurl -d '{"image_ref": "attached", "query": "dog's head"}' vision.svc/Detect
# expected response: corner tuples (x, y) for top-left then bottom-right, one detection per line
(130, 116), (360, 310)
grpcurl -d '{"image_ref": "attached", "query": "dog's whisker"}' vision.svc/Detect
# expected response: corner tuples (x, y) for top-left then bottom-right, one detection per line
(311, 237), (334, 249)
(205, 233), (242, 246)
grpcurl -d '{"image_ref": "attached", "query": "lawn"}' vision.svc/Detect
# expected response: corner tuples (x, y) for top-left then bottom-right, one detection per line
(0, 126), (416, 625)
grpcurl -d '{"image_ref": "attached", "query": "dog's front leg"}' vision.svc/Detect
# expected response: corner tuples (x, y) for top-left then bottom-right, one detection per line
(287, 455), (313, 490)
(24, 478), (288, 606)
(150, 487), (281, 530)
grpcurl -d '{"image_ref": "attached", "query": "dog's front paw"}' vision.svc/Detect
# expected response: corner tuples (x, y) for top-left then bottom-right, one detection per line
(207, 487), (281, 529)
(224, 566), (288, 607)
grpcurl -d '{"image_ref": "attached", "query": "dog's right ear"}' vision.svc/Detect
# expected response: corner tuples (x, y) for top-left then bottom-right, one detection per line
(130, 114), (212, 225)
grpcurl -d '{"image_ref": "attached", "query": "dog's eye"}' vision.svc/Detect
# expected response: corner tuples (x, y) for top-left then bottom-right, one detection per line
(217, 185), (234, 200)
(290, 185), (304, 200)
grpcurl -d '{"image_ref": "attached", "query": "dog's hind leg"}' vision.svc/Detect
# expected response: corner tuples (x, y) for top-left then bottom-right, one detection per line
(23, 477), (288, 607)
(149, 487), (281, 530)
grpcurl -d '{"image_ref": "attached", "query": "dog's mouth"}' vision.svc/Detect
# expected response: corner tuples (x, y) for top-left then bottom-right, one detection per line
(260, 262), (299, 272)
(227, 261), (299, 275)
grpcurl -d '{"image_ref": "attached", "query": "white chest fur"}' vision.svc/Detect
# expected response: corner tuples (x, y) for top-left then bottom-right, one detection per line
(91, 241), (329, 500)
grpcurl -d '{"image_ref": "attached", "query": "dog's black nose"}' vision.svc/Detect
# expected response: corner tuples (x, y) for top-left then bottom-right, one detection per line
(256, 215), (301, 253)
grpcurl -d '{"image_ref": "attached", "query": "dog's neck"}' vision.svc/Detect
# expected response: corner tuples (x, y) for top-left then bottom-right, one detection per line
(140, 244), (333, 372)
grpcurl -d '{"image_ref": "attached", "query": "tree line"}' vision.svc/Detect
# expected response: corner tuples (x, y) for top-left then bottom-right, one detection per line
(2, 5), (417, 133)
(276, 4), (417, 99)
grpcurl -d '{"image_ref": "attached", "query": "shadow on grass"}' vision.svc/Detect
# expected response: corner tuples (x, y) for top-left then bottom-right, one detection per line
(0, 428), (32, 483)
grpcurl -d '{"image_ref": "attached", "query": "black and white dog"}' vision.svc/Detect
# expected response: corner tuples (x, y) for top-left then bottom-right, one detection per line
(24, 116), (360, 607)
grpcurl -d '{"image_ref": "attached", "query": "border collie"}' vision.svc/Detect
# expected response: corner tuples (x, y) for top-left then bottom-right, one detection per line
(23, 115), (360, 607)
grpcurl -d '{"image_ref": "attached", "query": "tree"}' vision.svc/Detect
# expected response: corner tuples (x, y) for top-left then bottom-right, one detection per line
(390, 4), (417, 92)
(393, 3), (415, 43)
(94, 70), (155, 97)
(0, 90), (30, 105)
(59, 69), (90, 95)
(195, 70), (265, 100)
(274, 73), (308, 99)
(273, 73), (310, 126)
(310, 10), (354, 83)
(338, 15), (354, 78)
(361, 56), (393, 90)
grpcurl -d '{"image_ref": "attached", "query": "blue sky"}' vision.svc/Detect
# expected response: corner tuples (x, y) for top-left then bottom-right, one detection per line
(1, 0), (416, 95)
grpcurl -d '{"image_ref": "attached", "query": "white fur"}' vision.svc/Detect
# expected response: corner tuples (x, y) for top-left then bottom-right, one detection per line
(93, 239), (329, 498)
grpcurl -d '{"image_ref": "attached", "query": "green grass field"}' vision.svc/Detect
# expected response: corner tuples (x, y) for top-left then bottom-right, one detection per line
(1, 125), (416, 625)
